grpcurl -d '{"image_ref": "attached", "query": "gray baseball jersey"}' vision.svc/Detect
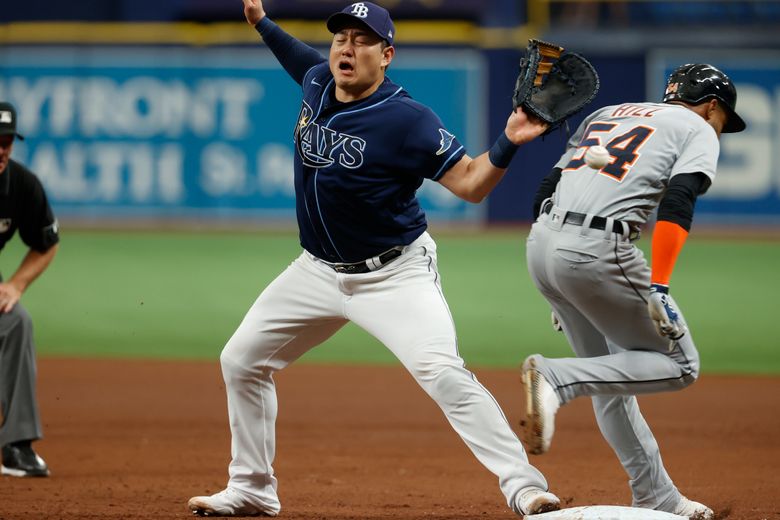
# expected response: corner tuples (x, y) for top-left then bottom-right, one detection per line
(552, 102), (719, 224)
(525, 101), (720, 512)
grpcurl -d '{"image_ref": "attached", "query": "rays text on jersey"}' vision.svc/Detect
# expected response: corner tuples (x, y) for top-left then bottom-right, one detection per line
(295, 102), (366, 169)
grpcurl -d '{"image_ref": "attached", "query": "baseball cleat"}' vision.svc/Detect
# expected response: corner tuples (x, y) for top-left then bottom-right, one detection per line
(671, 496), (714, 520)
(515, 487), (561, 515)
(188, 488), (273, 517)
(1, 442), (50, 477)
(521, 355), (560, 455)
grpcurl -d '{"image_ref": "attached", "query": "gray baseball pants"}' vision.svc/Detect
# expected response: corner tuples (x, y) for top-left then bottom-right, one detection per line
(0, 303), (43, 447)
(525, 209), (702, 512)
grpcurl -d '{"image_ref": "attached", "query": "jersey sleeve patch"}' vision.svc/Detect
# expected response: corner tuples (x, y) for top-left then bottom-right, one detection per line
(436, 129), (456, 156)
(398, 107), (465, 180)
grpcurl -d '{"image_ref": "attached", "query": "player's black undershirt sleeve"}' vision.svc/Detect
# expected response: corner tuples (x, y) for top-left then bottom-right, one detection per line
(657, 172), (711, 232)
(256, 17), (327, 86)
(532, 167), (562, 218)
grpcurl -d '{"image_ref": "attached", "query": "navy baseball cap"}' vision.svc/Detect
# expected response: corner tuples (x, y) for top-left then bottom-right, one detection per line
(327, 2), (395, 46)
(0, 102), (24, 141)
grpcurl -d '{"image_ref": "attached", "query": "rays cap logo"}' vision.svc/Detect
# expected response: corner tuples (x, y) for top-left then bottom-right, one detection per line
(0, 102), (24, 141)
(327, 2), (395, 46)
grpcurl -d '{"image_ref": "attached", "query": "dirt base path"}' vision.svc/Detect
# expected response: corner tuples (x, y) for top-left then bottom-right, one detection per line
(1, 359), (778, 519)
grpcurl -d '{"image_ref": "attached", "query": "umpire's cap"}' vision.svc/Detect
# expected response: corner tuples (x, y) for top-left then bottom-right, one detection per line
(0, 102), (24, 141)
(663, 63), (746, 133)
(327, 2), (395, 45)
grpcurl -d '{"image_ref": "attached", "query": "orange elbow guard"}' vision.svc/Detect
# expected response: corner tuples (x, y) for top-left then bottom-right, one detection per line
(650, 220), (689, 286)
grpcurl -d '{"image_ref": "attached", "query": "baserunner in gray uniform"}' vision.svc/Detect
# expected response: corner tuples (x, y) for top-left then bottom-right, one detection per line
(521, 64), (746, 520)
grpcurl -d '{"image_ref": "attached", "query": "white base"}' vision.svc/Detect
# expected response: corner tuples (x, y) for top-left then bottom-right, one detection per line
(526, 505), (687, 520)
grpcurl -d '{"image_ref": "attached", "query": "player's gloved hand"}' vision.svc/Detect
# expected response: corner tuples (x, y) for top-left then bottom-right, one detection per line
(551, 310), (563, 332)
(647, 284), (686, 341)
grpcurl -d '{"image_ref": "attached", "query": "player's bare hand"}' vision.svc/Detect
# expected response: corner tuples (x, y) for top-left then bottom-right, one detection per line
(505, 106), (549, 145)
(0, 282), (22, 313)
(242, 0), (266, 26)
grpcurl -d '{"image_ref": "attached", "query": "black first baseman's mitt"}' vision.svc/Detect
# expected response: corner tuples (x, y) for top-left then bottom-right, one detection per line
(513, 39), (599, 134)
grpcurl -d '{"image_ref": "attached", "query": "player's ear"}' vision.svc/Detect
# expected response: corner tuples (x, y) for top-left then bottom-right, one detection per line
(704, 99), (727, 137)
(381, 45), (395, 69)
(706, 98), (719, 118)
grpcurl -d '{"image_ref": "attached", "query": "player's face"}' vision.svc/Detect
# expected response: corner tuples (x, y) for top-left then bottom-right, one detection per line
(0, 135), (14, 173)
(329, 25), (393, 102)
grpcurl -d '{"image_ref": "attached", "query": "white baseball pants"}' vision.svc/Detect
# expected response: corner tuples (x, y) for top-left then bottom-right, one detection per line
(526, 211), (702, 511)
(219, 232), (548, 515)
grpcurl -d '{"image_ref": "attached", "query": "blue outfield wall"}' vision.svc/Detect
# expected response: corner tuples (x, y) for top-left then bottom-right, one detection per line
(1, 43), (778, 226)
(0, 45), (486, 224)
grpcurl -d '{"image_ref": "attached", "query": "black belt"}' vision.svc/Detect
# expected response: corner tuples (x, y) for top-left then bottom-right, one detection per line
(543, 204), (639, 240)
(328, 247), (404, 274)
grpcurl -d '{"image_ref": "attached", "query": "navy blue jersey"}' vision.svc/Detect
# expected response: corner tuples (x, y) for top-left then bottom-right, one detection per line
(293, 62), (466, 262)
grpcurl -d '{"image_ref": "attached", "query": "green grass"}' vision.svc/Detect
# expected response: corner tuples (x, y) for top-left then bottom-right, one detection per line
(3, 229), (778, 374)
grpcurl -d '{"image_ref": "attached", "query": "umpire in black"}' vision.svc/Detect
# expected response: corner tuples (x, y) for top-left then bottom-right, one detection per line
(0, 101), (59, 477)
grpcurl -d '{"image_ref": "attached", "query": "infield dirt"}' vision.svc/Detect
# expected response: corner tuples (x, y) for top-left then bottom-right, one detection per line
(1, 359), (778, 519)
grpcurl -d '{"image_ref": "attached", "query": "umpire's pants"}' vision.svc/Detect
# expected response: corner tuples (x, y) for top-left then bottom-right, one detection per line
(0, 303), (43, 447)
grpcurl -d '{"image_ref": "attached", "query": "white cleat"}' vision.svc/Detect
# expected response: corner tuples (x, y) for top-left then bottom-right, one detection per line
(671, 496), (714, 520)
(187, 488), (274, 517)
(521, 355), (560, 455)
(515, 487), (561, 516)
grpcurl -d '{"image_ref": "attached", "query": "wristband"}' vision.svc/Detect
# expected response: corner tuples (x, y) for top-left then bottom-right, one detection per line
(488, 132), (519, 169)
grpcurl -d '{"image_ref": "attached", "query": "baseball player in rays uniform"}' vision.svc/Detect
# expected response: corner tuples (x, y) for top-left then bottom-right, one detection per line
(189, 1), (561, 517)
(522, 64), (746, 520)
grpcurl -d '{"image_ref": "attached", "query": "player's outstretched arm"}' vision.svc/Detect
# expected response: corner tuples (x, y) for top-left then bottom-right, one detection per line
(245, 0), (325, 85)
(243, 0), (266, 26)
(438, 107), (547, 203)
